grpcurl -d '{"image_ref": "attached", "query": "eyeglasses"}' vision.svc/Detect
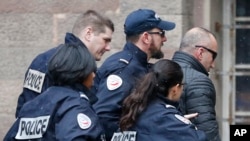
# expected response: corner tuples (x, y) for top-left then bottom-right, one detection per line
(195, 45), (217, 60)
(147, 30), (165, 37)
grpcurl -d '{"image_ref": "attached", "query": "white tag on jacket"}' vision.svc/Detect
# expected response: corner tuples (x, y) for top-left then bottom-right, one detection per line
(111, 131), (137, 141)
(15, 116), (50, 140)
(175, 114), (191, 124)
(77, 113), (91, 129)
(23, 69), (45, 93)
(107, 75), (123, 90)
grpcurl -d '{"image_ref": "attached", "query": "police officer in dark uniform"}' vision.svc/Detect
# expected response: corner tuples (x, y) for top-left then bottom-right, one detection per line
(15, 10), (114, 117)
(91, 9), (176, 140)
(112, 59), (207, 141)
(4, 42), (105, 141)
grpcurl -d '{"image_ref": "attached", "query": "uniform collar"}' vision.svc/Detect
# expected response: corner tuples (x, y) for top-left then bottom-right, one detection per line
(64, 32), (86, 48)
(156, 94), (179, 108)
(66, 83), (98, 105)
(172, 51), (208, 76)
(124, 42), (148, 65)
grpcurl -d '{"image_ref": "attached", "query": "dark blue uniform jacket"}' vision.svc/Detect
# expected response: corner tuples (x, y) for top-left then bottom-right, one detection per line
(15, 33), (97, 117)
(92, 42), (151, 140)
(111, 95), (208, 141)
(4, 84), (105, 141)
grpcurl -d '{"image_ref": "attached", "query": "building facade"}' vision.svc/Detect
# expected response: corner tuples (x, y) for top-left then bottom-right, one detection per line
(0, 0), (249, 140)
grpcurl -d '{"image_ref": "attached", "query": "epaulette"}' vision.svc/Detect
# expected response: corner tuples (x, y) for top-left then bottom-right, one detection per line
(119, 58), (129, 64)
(118, 54), (133, 65)
(79, 92), (89, 101)
(165, 104), (176, 109)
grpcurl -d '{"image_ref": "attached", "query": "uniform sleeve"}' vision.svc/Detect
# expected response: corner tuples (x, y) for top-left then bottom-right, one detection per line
(55, 100), (104, 141)
(184, 76), (220, 141)
(3, 118), (20, 141)
(15, 48), (58, 118)
(155, 113), (207, 141)
(92, 59), (137, 117)
(92, 61), (145, 140)
(15, 61), (45, 118)
(94, 73), (134, 111)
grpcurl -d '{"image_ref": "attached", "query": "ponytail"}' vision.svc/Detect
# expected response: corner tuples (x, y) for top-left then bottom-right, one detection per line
(120, 72), (157, 131)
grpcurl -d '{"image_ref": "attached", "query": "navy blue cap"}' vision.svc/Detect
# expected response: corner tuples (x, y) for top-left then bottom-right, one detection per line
(124, 9), (176, 36)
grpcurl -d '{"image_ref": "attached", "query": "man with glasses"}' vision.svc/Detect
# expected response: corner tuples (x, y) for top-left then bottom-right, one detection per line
(91, 9), (175, 140)
(172, 27), (221, 141)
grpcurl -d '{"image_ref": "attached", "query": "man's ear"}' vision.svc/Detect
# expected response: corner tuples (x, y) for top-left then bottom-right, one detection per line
(83, 27), (93, 41)
(141, 32), (151, 44)
(194, 47), (203, 61)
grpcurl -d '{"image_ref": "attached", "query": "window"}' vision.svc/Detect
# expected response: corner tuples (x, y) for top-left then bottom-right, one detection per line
(234, 0), (250, 124)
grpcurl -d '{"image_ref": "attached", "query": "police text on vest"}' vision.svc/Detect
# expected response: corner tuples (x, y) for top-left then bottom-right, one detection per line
(111, 131), (136, 141)
(23, 69), (45, 93)
(15, 116), (50, 139)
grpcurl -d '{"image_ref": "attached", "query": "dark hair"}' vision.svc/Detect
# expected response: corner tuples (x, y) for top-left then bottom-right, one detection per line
(126, 34), (140, 43)
(48, 43), (96, 86)
(119, 59), (183, 131)
(72, 10), (114, 36)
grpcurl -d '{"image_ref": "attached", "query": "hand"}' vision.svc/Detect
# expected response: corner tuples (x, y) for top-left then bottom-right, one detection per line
(184, 113), (198, 119)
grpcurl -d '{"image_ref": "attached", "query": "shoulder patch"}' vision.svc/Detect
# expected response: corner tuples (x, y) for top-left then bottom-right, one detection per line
(107, 75), (123, 90)
(175, 114), (191, 124)
(23, 69), (45, 93)
(77, 113), (91, 130)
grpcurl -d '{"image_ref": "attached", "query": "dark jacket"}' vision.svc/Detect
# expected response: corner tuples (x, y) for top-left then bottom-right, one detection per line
(172, 51), (221, 141)
(112, 95), (207, 141)
(15, 33), (92, 117)
(5, 84), (105, 141)
(91, 42), (151, 140)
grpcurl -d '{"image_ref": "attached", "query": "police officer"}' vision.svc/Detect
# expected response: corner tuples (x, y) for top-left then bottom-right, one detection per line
(91, 9), (175, 140)
(112, 59), (207, 141)
(4, 42), (105, 141)
(15, 10), (114, 117)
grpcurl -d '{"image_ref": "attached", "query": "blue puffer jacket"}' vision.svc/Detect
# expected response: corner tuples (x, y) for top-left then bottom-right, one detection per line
(172, 51), (221, 141)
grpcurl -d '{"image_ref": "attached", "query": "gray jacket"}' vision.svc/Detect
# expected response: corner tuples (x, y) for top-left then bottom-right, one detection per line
(172, 51), (221, 141)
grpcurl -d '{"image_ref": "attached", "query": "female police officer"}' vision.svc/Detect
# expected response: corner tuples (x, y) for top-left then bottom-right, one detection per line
(111, 59), (207, 141)
(4, 41), (105, 140)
